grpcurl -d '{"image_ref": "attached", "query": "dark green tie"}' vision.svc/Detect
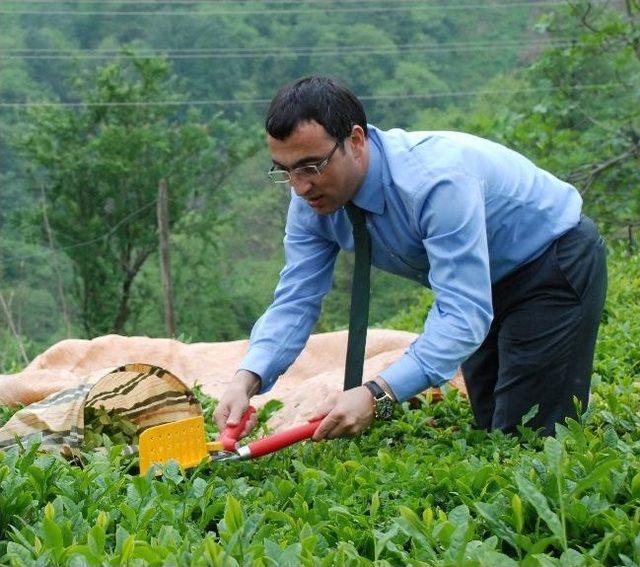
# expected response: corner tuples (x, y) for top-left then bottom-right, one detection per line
(343, 202), (371, 390)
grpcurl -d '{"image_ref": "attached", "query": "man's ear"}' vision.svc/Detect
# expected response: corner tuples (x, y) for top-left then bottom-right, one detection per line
(349, 125), (367, 160)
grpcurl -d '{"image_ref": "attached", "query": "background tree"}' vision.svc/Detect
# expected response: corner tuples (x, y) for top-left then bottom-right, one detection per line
(3, 0), (636, 367)
(16, 57), (258, 335)
(448, 1), (639, 240)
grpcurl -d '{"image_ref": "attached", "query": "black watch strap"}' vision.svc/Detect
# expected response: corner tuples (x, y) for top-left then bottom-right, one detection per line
(363, 380), (386, 399)
(363, 380), (394, 420)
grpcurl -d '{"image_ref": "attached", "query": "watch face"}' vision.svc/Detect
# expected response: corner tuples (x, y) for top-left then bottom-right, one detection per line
(376, 397), (394, 420)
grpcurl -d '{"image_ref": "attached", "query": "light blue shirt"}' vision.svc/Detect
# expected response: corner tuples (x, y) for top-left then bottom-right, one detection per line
(240, 126), (582, 401)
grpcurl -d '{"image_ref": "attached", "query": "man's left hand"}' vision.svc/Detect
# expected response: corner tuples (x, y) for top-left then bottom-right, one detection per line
(311, 386), (374, 441)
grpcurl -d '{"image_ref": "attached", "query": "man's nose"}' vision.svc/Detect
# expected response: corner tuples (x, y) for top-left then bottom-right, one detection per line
(291, 176), (313, 197)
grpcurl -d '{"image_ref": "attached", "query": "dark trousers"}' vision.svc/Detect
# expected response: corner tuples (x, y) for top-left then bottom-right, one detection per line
(461, 216), (607, 436)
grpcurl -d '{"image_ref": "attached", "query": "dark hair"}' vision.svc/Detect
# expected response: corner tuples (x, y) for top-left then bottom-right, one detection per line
(265, 75), (368, 142)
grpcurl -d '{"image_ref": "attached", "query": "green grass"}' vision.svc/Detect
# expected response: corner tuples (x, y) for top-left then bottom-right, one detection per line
(0, 407), (16, 429)
(0, 246), (638, 566)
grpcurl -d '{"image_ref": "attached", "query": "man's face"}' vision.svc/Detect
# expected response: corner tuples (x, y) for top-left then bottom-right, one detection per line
(267, 120), (368, 215)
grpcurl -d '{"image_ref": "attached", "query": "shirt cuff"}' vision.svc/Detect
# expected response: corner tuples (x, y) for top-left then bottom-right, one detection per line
(379, 353), (437, 402)
(238, 346), (282, 394)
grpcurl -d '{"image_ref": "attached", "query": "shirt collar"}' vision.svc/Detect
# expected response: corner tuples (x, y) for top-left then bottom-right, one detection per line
(351, 133), (385, 215)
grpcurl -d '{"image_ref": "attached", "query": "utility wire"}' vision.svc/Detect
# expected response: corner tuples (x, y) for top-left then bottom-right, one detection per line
(1, 38), (573, 55)
(0, 0), (488, 4)
(4, 198), (158, 261)
(0, 39), (576, 60)
(0, 83), (629, 261)
(0, 1), (566, 16)
(0, 83), (622, 110)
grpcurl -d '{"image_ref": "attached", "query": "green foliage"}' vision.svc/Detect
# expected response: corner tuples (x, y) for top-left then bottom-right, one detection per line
(0, 406), (19, 429)
(1, 0), (552, 353)
(1, 4), (640, 560)
(12, 56), (257, 336)
(125, 173), (278, 342)
(1, 1), (636, 353)
(380, 288), (434, 334)
(0, 249), (639, 565)
(82, 407), (140, 451)
(457, 2), (640, 236)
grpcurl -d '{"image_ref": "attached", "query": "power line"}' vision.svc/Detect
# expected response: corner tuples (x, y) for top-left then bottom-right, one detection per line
(0, 39), (576, 60)
(5, 198), (158, 261)
(0, 84), (622, 110)
(1, 38), (572, 55)
(0, 0), (474, 4)
(0, 1), (566, 16)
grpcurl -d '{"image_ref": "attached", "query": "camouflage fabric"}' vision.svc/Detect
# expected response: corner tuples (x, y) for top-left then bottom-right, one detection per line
(0, 363), (201, 455)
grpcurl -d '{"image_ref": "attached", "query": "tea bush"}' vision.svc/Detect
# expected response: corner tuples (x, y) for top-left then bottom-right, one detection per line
(0, 247), (638, 566)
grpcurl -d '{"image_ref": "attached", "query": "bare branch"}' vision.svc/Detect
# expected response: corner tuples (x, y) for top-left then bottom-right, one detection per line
(570, 141), (640, 192)
(41, 184), (73, 338)
(575, 109), (640, 143)
(567, 1), (602, 34)
(0, 290), (29, 366)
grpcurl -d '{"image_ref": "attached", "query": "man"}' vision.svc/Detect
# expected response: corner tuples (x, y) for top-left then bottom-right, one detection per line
(213, 75), (607, 440)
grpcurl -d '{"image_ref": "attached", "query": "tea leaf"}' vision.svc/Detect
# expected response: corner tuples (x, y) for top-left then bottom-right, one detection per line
(573, 457), (622, 497)
(512, 493), (523, 534)
(41, 517), (63, 553)
(515, 474), (565, 548)
(475, 502), (519, 549)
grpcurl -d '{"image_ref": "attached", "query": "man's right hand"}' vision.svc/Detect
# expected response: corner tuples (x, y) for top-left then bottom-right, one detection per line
(213, 370), (261, 438)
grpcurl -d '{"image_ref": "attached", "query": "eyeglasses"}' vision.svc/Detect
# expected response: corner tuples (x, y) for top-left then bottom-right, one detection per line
(268, 141), (340, 184)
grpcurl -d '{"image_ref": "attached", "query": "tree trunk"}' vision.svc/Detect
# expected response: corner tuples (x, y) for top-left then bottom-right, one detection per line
(41, 185), (73, 338)
(111, 247), (155, 334)
(157, 178), (175, 337)
(0, 290), (29, 365)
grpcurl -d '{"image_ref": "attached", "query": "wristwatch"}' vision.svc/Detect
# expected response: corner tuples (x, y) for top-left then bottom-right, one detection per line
(363, 380), (395, 420)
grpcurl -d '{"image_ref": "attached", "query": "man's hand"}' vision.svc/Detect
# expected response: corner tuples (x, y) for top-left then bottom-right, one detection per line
(213, 370), (261, 438)
(311, 386), (375, 441)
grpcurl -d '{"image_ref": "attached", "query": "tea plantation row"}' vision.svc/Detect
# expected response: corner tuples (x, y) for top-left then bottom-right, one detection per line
(0, 247), (639, 566)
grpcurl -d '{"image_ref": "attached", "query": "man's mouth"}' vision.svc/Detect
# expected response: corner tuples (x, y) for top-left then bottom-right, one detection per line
(307, 196), (323, 208)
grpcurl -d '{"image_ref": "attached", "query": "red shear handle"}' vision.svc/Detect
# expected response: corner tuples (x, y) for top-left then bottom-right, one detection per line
(220, 406), (256, 451)
(245, 419), (322, 458)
